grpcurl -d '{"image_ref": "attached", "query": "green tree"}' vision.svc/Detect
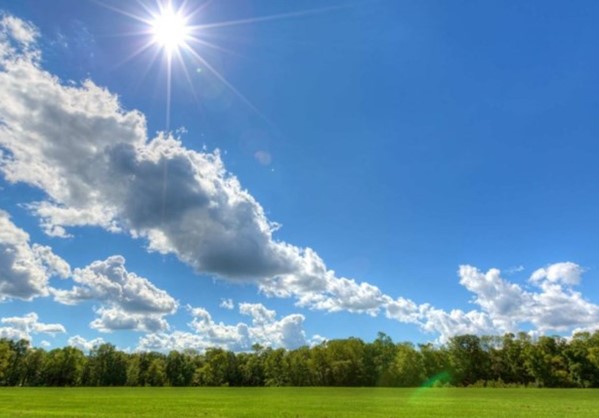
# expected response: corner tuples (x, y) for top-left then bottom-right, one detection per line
(419, 343), (450, 384)
(564, 332), (596, 388)
(524, 336), (570, 387)
(586, 331), (599, 387)
(286, 346), (312, 386)
(21, 348), (47, 386)
(392, 343), (425, 386)
(238, 345), (266, 386)
(165, 350), (195, 386)
(326, 339), (366, 386)
(41, 347), (85, 386)
(263, 348), (289, 386)
(309, 343), (331, 386)
(147, 357), (167, 386)
(0, 340), (15, 386)
(6, 339), (29, 386)
(87, 343), (127, 386)
(364, 332), (397, 386)
(193, 348), (237, 386)
(448, 335), (490, 385)
(126, 354), (141, 386)
(496, 333), (531, 384)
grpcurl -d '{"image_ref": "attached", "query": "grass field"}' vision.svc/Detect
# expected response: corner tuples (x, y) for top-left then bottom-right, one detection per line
(0, 387), (598, 417)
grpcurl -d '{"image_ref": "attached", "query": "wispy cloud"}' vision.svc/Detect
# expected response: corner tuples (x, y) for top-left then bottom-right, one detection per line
(219, 298), (234, 310)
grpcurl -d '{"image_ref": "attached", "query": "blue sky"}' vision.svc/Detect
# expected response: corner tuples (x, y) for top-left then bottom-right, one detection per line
(0, 0), (598, 352)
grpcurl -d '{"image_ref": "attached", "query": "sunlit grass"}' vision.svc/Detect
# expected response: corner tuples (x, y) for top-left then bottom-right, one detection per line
(0, 387), (598, 417)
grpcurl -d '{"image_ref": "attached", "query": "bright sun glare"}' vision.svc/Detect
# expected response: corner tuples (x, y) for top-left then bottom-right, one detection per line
(151, 7), (189, 53)
(106, 0), (328, 129)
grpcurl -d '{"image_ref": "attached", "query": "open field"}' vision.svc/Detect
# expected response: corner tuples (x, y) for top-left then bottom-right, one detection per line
(0, 387), (598, 417)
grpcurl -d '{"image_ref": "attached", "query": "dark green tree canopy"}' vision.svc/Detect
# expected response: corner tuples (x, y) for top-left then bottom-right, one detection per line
(1, 331), (598, 388)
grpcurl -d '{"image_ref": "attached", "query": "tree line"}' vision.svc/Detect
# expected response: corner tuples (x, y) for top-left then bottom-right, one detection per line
(1, 331), (599, 388)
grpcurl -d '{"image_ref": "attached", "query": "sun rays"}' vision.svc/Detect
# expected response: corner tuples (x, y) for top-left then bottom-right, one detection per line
(95, 0), (347, 130)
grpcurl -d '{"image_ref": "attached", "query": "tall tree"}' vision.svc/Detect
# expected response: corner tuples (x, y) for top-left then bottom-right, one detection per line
(448, 335), (490, 385)
(193, 348), (237, 386)
(166, 350), (195, 386)
(393, 343), (425, 387)
(41, 347), (86, 386)
(6, 339), (29, 386)
(21, 348), (46, 386)
(264, 348), (289, 387)
(419, 343), (450, 384)
(286, 346), (312, 386)
(147, 357), (167, 386)
(326, 339), (366, 386)
(524, 336), (570, 387)
(88, 343), (127, 386)
(364, 332), (397, 386)
(0, 340), (15, 386)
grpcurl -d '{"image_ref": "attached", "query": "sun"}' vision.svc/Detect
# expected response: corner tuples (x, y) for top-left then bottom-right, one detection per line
(103, 0), (338, 130)
(150, 6), (190, 54)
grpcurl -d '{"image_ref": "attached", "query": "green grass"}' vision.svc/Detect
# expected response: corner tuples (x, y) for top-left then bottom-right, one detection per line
(0, 387), (598, 417)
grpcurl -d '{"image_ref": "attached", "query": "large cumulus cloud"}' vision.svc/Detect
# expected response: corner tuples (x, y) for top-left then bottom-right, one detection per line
(0, 13), (387, 316)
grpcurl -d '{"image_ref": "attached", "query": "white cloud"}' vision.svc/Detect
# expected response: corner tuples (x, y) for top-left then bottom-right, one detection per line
(0, 14), (390, 320)
(137, 331), (209, 353)
(384, 263), (599, 343)
(0, 14), (37, 46)
(67, 335), (105, 352)
(528, 278), (599, 332)
(53, 255), (177, 314)
(238, 302), (307, 349)
(384, 297), (423, 324)
(0, 211), (174, 333)
(309, 334), (327, 346)
(187, 306), (251, 351)
(0, 312), (66, 341)
(443, 263), (599, 338)
(419, 307), (496, 343)
(239, 302), (276, 325)
(0, 210), (70, 300)
(0, 13), (39, 63)
(33, 245), (72, 279)
(219, 298), (234, 310)
(139, 303), (309, 352)
(530, 262), (583, 286)
(0, 326), (27, 341)
(506, 265), (525, 274)
(52, 255), (176, 333)
(458, 265), (528, 331)
(270, 313), (306, 349)
(90, 306), (170, 333)
(259, 248), (388, 315)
